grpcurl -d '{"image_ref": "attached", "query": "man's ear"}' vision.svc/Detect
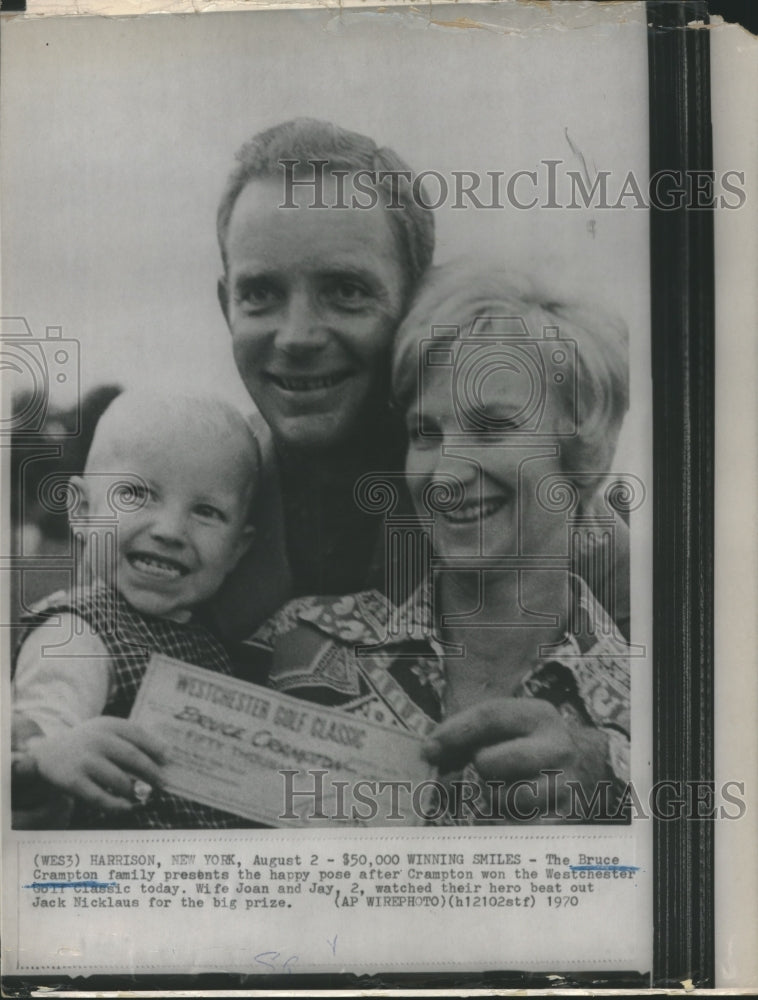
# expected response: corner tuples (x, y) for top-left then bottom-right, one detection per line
(218, 275), (230, 325)
(68, 475), (89, 523)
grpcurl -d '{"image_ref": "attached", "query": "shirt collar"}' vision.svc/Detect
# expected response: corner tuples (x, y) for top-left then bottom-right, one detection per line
(293, 573), (625, 656)
(294, 587), (432, 647)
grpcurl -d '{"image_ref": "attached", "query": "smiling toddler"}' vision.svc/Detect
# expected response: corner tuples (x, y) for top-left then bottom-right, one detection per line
(12, 391), (260, 829)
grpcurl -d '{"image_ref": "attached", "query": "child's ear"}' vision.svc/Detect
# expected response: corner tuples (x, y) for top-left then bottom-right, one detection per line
(233, 524), (255, 566)
(67, 476), (89, 523)
(217, 275), (230, 325)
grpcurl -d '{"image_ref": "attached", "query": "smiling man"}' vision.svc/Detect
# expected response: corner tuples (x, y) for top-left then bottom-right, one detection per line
(220, 171), (407, 452)
(215, 120), (435, 626)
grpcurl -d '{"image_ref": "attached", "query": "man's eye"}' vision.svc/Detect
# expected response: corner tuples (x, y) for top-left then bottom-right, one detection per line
(235, 279), (281, 314)
(323, 278), (372, 311)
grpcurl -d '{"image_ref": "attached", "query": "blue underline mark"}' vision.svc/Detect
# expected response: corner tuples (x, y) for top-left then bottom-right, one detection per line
(569, 865), (639, 873)
(23, 881), (118, 889)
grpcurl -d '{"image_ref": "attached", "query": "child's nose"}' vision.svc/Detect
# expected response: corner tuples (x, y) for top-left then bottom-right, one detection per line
(148, 506), (188, 545)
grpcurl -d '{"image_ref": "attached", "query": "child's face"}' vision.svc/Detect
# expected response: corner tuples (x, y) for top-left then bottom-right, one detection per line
(81, 429), (254, 621)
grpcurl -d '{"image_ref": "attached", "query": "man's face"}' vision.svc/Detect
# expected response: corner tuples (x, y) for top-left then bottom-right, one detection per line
(220, 176), (407, 452)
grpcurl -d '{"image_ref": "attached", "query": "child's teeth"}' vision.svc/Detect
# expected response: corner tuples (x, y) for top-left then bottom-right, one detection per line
(132, 556), (181, 578)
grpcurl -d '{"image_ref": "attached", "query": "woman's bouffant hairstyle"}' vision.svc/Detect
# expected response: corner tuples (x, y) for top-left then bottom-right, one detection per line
(217, 118), (435, 301)
(392, 261), (629, 494)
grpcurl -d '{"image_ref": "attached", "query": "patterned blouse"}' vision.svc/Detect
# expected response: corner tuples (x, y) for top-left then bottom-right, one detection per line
(241, 576), (631, 825)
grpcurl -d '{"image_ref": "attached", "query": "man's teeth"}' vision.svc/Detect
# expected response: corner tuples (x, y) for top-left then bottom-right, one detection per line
(444, 497), (508, 524)
(272, 373), (347, 391)
(130, 555), (183, 579)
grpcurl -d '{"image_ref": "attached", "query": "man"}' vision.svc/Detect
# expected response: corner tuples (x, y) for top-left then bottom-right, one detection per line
(214, 119), (434, 635)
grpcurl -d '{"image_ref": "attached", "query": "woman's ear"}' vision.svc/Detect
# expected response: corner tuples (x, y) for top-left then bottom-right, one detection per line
(217, 276), (230, 325)
(67, 476), (89, 523)
(575, 476), (605, 518)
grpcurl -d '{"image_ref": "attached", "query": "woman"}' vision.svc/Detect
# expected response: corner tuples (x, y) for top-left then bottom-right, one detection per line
(244, 261), (632, 824)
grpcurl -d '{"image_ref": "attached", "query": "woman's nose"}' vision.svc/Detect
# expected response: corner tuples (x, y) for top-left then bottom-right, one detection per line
(274, 289), (329, 354)
(430, 447), (480, 485)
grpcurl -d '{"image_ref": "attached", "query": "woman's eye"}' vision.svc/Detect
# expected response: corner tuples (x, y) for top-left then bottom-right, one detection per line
(409, 413), (444, 439)
(407, 422), (439, 447)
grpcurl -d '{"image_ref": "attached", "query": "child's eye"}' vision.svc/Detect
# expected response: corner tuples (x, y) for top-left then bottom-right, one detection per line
(194, 504), (227, 522)
(113, 481), (151, 507)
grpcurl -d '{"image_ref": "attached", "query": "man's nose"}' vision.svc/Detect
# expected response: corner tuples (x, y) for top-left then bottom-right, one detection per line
(273, 290), (329, 354)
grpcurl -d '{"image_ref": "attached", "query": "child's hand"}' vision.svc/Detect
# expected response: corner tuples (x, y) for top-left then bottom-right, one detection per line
(30, 718), (168, 813)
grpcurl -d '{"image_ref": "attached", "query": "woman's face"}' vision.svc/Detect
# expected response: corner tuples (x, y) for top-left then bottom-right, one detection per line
(221, 177), (407, 453)
(405, 355), (572, 564)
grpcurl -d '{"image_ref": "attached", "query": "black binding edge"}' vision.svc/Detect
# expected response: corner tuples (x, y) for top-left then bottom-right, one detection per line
(648, 0), (715, 989)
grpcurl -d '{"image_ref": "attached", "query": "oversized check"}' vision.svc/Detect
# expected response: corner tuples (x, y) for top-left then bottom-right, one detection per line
(130, 654), (434, 827)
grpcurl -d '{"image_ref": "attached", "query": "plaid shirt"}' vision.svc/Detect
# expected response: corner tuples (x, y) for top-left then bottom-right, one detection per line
(18, 584), (261, 830)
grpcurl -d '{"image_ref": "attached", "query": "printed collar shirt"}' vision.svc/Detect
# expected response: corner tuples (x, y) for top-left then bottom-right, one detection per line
(242, 576), (631, 824)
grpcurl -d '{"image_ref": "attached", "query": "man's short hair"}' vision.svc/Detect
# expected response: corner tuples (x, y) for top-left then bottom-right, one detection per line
(392, 260), (630, 494)
(217, 118), (435, 295)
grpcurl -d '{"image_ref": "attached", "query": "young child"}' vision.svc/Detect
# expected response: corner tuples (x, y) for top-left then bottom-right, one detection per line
(12, 391), (260, 830)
